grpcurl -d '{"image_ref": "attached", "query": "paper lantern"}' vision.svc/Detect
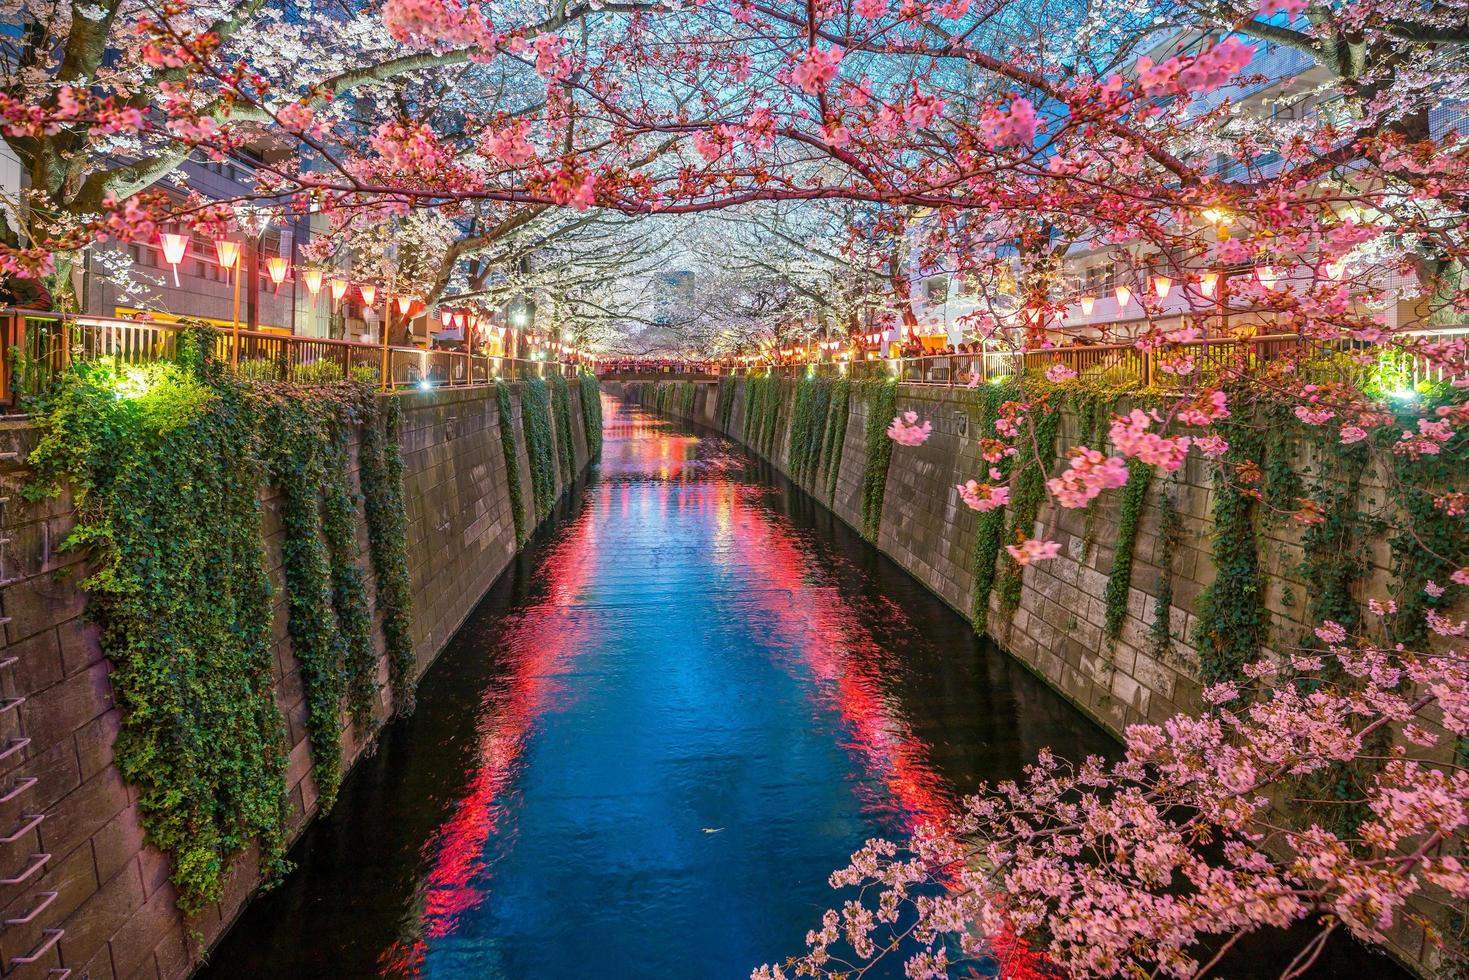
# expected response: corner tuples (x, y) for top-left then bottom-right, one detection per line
(396, 295), (415, 316)
(1079, 295), (1096, 315)
(214, 239), (240, 271)
(1200, 272), (1218, 298)
(1152, 275), (1172, 300)
(159, 232), (188, 286)
(1114, 284), (1132, 309)
(266, 256), (289, 292)
(329, 278), (348, 309)
(359, 284), (377, 307)
(1255, 265), (1278, 290)
(303, 268), (324, 295)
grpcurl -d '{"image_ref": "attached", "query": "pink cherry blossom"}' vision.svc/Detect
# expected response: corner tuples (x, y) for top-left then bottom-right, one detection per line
(957, 480), (1009, 512)
(1005, 537), (1062, 565)
(886, 411), (932, 446)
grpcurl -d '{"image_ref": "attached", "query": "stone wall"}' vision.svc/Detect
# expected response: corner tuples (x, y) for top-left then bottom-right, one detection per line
(0, 381), (596, 980)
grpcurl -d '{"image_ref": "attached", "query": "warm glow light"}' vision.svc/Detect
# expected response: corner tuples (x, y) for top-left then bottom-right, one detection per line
(214, 239), (240, 270)
(1079, 295), (1096, 315)
(329, 278), (348, 308)
(1255, 265), (1278, 290)
(441, 309), (454, 326)
(1152, 275), (1172, 300)
(396, 295), (415, 316)
(1200, 272), (1219, 298)
(266, 256), (289, 287)
(359, 284), (377, 307)
(304, 268), (324, 295)
(1115, 284), (1132, 309)
(1324, 261), (1344, 281)
(160, 232), (188, 266)
(1201, 207), (1233, 227)
(498, 325), (508, 338)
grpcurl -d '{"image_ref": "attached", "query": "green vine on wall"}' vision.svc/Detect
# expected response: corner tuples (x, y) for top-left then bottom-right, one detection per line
(859, 379), (898, 542)
(823, 377), (851, 504)
(787, 375), (833, 487)
(551, 374), (576, 486)
(996, 399), (1061, 610)
(1193, 398), (1267, 685)
(26, 344), (292, 915)
(22, 324), (414, 914)
(1103, 460), (1153, 640)
(717, 376), (737, 430)
(495, 380), (528, 545)
(357, 391), (417, 713)
(322, 423), (377, 732)
(580, 373), (604, 460)
(520, 376), (559, 521)
(260, 394), (357, 810)
(1150, 478), (1183, 662)
(971, 381), (1015, 634)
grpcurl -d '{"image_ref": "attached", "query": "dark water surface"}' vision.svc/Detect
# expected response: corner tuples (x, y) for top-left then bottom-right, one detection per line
(200, 400), (1399, 980)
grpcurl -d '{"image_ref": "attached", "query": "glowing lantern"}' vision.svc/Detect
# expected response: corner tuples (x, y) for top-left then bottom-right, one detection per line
(266, 256), (289, 294)
(1254, 265), (1278, 290)
(1152, 275), (1172, 300)
(1079, 295), (1096, 315)
(329, 278), (348, 310)
(441, 309), (453, 327)
(303, 268), (324, 296)
(1323, 261), (1344, 281)
(396, 295), (415, 316)
(1114, 284), (1132, 309)
(498, 325), (508, 338)
(214, 239), (241, 272)
(359, 284), (377, 307)
(159, 232), (188, 286)
(1200, 272), (1219, 298)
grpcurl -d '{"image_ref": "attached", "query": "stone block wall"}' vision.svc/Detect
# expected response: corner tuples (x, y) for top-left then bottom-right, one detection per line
(0, 380), (595, 980)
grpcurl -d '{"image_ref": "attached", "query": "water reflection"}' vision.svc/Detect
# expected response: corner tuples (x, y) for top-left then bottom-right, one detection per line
(200, 401), (1112, 978)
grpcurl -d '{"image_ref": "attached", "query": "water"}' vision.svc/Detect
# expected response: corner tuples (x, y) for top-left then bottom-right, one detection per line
(200, 400), (1400, 980)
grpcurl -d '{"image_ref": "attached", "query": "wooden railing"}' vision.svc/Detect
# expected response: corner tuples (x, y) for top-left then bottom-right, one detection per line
(720, 330), (1468, 391)
(0, 310), (580, 406)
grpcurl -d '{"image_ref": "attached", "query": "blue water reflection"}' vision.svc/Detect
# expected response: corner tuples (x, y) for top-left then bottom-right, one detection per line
(202, 400), (1113, 979)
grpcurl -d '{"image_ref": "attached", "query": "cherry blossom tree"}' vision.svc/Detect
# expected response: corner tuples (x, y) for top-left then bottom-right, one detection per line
(3, 0), (1468, 973)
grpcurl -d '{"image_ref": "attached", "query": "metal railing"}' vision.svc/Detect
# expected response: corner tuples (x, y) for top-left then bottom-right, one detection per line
(718, 330), (1468, 390)
(0, 310), (581, 405)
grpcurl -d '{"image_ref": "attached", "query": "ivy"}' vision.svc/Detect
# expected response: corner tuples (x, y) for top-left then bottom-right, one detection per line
(971, 382), (1015, 634)
(520, 376), (558, 520)
(1103, 460), (1153, 640)
(359, 392), (417, 713)
(996, 399), (1061, 610)
(1150, 478), (1183, 662)
(788, 375), (833, 486)
(495, 379), (528, 545)
(580, 373), (604, 460)
(551, 374), (576, 486)
(717, 375), (737, 430)
(1193, 399), (1267, 686)
(1072, 391), (1111, 560)
(321, 423), (377, 731)
(1262, 398), (1305, 515)
(822, 377), (851, 503)
(25, 348), (292, 915)
(859, 379), (898, 542)
(759, 377), (784, 455)
(259, 394), (351, 809)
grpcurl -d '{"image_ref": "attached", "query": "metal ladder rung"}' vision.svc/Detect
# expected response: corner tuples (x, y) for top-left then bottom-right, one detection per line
(10, 929), (63, 968)
(4, 889), (56, 924)
(0, 737), (29, 763)
(0, 813), (44, 845)
(0, 853), (49, 886)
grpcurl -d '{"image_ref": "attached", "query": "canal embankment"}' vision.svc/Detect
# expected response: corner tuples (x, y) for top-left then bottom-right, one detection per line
(618, 374), (1449, 972)
(0, 378), (600, 979)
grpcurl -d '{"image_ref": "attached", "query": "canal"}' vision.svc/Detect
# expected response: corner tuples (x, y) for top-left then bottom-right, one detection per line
(199, 400), (1396, 979)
